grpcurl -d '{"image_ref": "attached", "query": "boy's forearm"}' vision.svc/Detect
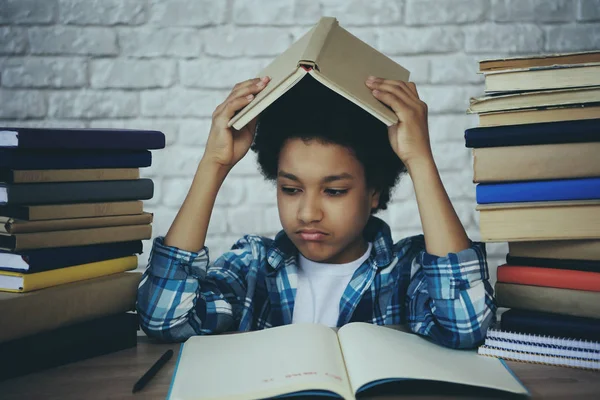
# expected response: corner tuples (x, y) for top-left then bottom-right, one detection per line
(164, 158), (230, 252)
(407, 156), (470, 257)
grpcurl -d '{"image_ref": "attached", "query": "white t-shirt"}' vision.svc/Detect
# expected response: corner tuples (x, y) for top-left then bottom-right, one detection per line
(292, 242), (373, 327)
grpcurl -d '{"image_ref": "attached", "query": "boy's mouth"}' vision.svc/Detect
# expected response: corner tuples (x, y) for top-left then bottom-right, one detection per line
(297, 229), (328, 242)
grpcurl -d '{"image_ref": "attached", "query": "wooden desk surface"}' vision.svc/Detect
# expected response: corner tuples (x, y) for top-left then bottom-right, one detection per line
(0, 336), (598, 400)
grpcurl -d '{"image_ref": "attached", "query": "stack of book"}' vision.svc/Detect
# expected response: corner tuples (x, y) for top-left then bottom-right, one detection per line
(0, 127), (165, 379)
(464, 51), (600, 370)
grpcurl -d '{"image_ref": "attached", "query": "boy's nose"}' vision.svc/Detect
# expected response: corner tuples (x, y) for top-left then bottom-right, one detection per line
(297, 195), (323, 224)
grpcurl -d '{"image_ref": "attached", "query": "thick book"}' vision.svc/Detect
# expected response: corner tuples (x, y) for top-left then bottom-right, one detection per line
(167, 323), (529, 400)
(483, 63), (600, 93)
(0, 312), (138, 381)
(495, 282), (600, 319)
(0, 201), (143, 221)
(0, 255), (137, 292)
(0, 212), (153, 234)
(0, 127), (165, 150)
(478, 104), (600, 127)
(0, 167), (139, 183)
(509, 239), (600, 261)
(228, 17), (410, 130)
(0, 179), (154, 205)
(0, 224), (152, 251)
(465, 118), (600, 148)
(478, 328), (600, 371)
(497, 264), (600, 292)
(505, 255), (600, 273)
(472, 142), (600, 182)
(468, 86), (600, 114)
(0, 241), (143, 273)
(477, 200), (600, 242)
(478, 51), (600, 72)
(476, 177), (600, 204)
(0, 272), (140, 343)
(0, 149), (152, 169)
(501, 309), (600, 342)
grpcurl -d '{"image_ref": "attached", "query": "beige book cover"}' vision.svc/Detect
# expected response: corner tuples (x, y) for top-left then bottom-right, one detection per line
(228, 17), (410, 130)
(483, 63), (600, 93)
(2, 168), (140, 183)
(0, 224), (152, 251)
(495, 282), (600, 319)
(468, 86), (600, 114)
(472, 142), (600, 183)
(478, 104), (600, 127)
(479, 51), (600, 72)
(476, 200), (600, 242)
(168, 323), (528, 400)
(0, 272), (141, 343)
(1, 212), (153, 234)
(0, 201), (144, 221)
(509, 240), (600, 261)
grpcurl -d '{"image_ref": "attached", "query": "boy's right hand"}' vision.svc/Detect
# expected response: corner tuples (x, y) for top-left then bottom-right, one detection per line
(203, 76), (271, 169)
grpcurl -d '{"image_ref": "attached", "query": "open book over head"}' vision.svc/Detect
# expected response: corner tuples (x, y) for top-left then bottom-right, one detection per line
(167, 322), (530, 400)
(228, 17), (410, 130)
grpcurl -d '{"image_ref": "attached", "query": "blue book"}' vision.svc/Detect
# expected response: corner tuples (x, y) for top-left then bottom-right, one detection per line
(476, 177), (600, 204)
(0, 241), (143, 273)
(0, 149), (152, 169)
(465, 118), (600, 148)
(0, 127), (165, 150)
(501, 309), (600, 342)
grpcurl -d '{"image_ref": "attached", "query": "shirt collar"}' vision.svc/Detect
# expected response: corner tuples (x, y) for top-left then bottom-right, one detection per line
(266, 216), (394, 271)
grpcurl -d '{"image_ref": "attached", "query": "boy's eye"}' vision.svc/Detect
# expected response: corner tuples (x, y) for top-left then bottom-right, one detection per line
(281, 187), (301, 195)
(325, 189), (348, 196)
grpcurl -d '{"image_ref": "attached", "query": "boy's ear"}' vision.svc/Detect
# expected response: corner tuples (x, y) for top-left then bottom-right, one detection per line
(370, 189), (381, 210)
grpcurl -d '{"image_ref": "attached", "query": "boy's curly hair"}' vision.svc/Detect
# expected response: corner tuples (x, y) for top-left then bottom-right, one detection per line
(250, 76), (407, 213)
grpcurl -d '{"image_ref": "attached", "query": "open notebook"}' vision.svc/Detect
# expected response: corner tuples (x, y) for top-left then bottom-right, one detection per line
(167, 323), (529, 400)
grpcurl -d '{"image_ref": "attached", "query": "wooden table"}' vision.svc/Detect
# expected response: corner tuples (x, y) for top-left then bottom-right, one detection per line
(0, 336), (598, 399)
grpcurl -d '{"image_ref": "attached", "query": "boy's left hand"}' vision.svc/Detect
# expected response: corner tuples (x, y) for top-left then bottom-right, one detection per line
(365, 77), (432, 167)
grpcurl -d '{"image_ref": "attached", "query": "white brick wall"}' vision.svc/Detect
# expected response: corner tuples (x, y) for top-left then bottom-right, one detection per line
(1, 0), (598, 282)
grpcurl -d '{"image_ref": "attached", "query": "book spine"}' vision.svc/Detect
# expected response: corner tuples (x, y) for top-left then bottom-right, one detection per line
(299, 17), (337, 68)
(486, 328), (600, 351)
(497, 264), (600, 291)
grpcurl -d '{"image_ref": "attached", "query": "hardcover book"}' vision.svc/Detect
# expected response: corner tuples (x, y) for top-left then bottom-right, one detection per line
(476, 200), (600, 242)
(0, 179), (154, 205)
(0, 127), (165, 150)
(464, 118), (600, 148)
(0, 255), (137, 292)
(472, 142), (600, 182)
(0, 168), (140, 183)
(0, 241), (143, 273)
(0, 149), (152, 170)
(167, 323), (529, 400)
(0, 201), (144, 221)
(0, 224), (152, 251)
(500, 309), (600, 341)
(0, 312), (138, 381)
(228, 17), (410, 130)
(0, 272), (140, 343)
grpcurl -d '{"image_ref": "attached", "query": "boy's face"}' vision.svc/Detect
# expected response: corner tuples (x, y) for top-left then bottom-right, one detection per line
(276, 138), (380, 264)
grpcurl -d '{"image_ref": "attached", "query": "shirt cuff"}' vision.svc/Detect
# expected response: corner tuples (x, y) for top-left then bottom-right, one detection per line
(146, 236), (210, 280)
(419, 241), (489, 300)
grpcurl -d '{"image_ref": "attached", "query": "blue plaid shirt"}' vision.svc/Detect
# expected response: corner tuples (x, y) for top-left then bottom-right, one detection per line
(137, 217), (496, 349)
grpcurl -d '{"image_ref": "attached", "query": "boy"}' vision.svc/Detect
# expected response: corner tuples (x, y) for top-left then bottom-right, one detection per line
(137, 75), (496, 349)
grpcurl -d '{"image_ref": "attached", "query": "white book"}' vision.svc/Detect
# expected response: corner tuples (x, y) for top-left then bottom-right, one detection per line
(167, 323), (529, 400)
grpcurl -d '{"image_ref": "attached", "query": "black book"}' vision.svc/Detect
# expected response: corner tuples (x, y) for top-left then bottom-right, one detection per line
(0, 312), (138, 381)
(0, 127), (165, 150)
(506, 255), (600, 272)
(0, 149), (152, 170)
(0, 179), (154, 205)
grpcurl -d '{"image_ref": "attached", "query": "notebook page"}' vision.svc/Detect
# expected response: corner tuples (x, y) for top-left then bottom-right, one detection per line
(337, 323), (528, 396)
(168, 323), (354, 400)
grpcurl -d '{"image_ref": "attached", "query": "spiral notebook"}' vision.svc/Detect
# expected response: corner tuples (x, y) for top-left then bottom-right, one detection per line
(478, 328), (600, 371)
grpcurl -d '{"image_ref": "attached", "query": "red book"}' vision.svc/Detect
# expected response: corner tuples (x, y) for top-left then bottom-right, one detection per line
(497, 264), (600, 292)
